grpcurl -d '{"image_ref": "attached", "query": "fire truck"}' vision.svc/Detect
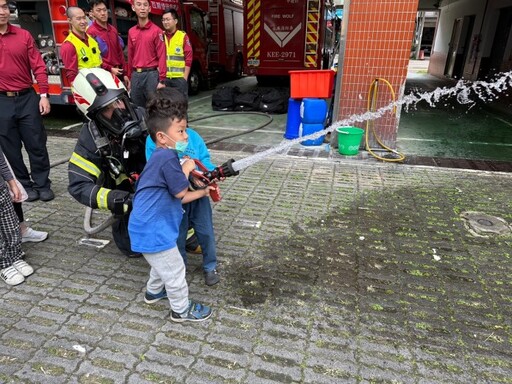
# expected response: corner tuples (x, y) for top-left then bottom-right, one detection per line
(11, 0), (243, 104)
(194, 0), (244, 79)
(244, 0), (336, 83)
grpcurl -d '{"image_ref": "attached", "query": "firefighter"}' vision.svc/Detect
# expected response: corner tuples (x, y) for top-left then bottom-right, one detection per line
(0, 0), (54, 203)
(161, 8), (192, 98)
(61, 6), (103, 83)
(87, 0), (130, 87)
(68, 68), (146, 258)
(127, 0), (166, 108)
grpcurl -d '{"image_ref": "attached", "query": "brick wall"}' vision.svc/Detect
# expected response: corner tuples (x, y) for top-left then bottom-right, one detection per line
(336, 0), (419, 148)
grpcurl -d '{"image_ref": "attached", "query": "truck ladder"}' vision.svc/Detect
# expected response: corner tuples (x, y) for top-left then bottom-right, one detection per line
(208, 0), (220, 64)
(48, 0), (71, 48)
(304, 0), (320, 68)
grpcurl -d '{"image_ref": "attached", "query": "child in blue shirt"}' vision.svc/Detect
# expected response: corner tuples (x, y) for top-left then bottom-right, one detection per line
(128, 89), (213, 322)
(145, 89), (220, 286)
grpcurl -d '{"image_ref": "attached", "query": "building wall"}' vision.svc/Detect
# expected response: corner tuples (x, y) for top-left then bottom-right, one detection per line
(429, 0), (485, 79)
(335, 0), (419, 148)
(429, 0), (512, 80)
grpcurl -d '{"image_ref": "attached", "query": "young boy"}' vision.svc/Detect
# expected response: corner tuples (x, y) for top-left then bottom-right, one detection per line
(145, 88), (220, 286)
(128, 89), (213, 322)
(0, 149), (34, 286)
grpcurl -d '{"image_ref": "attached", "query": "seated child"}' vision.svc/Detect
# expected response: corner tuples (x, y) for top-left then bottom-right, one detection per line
(145, 88), (220, 286)
(0, 150), (34, 286)
(128, 89), (213, 322)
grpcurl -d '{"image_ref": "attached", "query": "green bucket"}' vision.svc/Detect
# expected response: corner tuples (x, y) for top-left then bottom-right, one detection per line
(336, 127), (364, 156)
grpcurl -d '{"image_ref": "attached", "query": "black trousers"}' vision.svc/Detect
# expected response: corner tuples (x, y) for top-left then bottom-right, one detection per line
(164, 77), (188, 99)
(13, 202), (23, 223)
(112, 213), (133, 256)
(0, 90), (51, 191)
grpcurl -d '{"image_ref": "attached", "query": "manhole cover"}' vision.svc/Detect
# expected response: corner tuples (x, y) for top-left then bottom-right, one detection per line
(460, 211), (511, 237)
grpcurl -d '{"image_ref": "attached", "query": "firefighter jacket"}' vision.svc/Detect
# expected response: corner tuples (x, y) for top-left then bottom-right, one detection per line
(68, 112), (147, 213)
(64, 32), (103, 70)
(165, 30), (186, 79)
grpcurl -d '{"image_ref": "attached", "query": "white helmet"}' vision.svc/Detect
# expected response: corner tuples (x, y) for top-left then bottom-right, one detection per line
(72, 68), (127, 118)
(72, 68), (144, 138)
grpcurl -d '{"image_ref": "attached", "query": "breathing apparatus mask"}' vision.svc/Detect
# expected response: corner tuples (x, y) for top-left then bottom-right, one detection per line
(95, 95), (144, 140)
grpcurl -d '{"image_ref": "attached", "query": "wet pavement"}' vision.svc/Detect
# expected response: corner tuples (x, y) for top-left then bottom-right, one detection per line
(1, 133), (512, 383)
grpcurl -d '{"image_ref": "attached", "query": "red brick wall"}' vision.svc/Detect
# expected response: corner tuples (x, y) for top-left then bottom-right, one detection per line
(337, 0), (419, 148)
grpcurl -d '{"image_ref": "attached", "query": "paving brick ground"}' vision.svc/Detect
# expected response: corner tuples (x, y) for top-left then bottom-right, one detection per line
(1, 136), (511, 383)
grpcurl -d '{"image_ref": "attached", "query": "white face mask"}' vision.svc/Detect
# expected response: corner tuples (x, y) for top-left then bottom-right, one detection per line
(160, 132), (188, 153)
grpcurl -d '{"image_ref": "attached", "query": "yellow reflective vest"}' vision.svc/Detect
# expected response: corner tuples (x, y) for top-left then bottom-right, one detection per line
(164, 30), (186, 79)
(64, 32), (102, 69)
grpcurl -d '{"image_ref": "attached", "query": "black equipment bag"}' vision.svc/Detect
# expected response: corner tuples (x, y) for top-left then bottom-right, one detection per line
(259, 88), (289, 114)
(234, 91), (261, 111)
(212, 86), (240, 111)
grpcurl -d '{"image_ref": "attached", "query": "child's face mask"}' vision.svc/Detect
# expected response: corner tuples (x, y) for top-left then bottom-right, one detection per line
(161, 132), (188, 153)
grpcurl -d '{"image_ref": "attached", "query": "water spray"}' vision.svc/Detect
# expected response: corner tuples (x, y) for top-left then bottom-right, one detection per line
(228, 71), (512, 173)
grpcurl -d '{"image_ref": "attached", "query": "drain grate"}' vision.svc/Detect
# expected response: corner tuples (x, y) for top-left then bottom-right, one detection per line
(460, 211), (512, 237)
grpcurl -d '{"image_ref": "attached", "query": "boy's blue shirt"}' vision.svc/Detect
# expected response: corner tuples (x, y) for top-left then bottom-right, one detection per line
(145, 128), (215, 171)
(128, 148), (190, 253)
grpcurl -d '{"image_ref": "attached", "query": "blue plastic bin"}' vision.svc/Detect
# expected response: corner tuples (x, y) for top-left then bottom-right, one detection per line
(300, 98), (328, 124)
(300, 123), (325, 146)
(284, 98), (301, 139)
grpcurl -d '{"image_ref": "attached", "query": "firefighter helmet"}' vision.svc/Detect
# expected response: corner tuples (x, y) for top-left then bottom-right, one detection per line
(72, 68), (126, 118)
(72, 68), (143, 138)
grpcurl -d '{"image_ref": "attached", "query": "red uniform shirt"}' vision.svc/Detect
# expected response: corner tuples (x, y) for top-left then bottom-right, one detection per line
(0, 24), (49, 93)
(164, 30), (193, 68)
(60, 31), (95, 83)
(87, 20), (127, 73)
(127, 20), (166, 81)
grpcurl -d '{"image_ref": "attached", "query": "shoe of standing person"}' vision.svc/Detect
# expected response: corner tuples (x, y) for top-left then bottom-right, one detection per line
(25, 189), (39, 202)
(144, 288), (167, 304)
(204, 269), (220, 286)
(170, 300), (212, 323)
(21, 228), (48, 243)
(12, 260), (34, 277)
(38, 189), (55, 202)
(1, 266), (25, 286)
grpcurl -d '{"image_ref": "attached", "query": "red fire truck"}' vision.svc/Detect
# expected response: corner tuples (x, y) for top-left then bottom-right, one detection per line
(11, 0), (243, 104)
(194, 0), (244, 79)
(244, 0), (336, 83)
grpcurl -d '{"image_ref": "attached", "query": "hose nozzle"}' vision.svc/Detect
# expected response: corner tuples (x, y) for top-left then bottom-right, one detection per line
(205, 159), (239, 182)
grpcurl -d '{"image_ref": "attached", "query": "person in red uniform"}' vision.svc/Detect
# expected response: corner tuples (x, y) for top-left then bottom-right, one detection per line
(0, 0), (54, 203)
(87, 0), (130, 88)
(60, 6), (102, 83)
(127, 0), (166, 108)
(161, 8), (192, 98)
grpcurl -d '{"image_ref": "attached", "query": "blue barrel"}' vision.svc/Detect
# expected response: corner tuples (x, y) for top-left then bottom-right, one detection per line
(284, 98), (302, 139)
(300, 98), (328, 124)
(300, 123), (325, 146)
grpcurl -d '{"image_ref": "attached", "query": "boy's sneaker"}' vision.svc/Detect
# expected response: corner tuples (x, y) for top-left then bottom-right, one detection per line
(171, 300), (212, 323)
(21, 228), (48, 243)
(12, 260), (34, 277)
(1, 266), (25, 286)
(144, 288), (167, 304)
(204, 269), (220, 286)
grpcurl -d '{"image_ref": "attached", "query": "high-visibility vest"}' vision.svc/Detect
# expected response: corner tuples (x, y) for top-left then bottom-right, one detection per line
(64, 32), (102, 69)
(165, 30), (186, 79)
